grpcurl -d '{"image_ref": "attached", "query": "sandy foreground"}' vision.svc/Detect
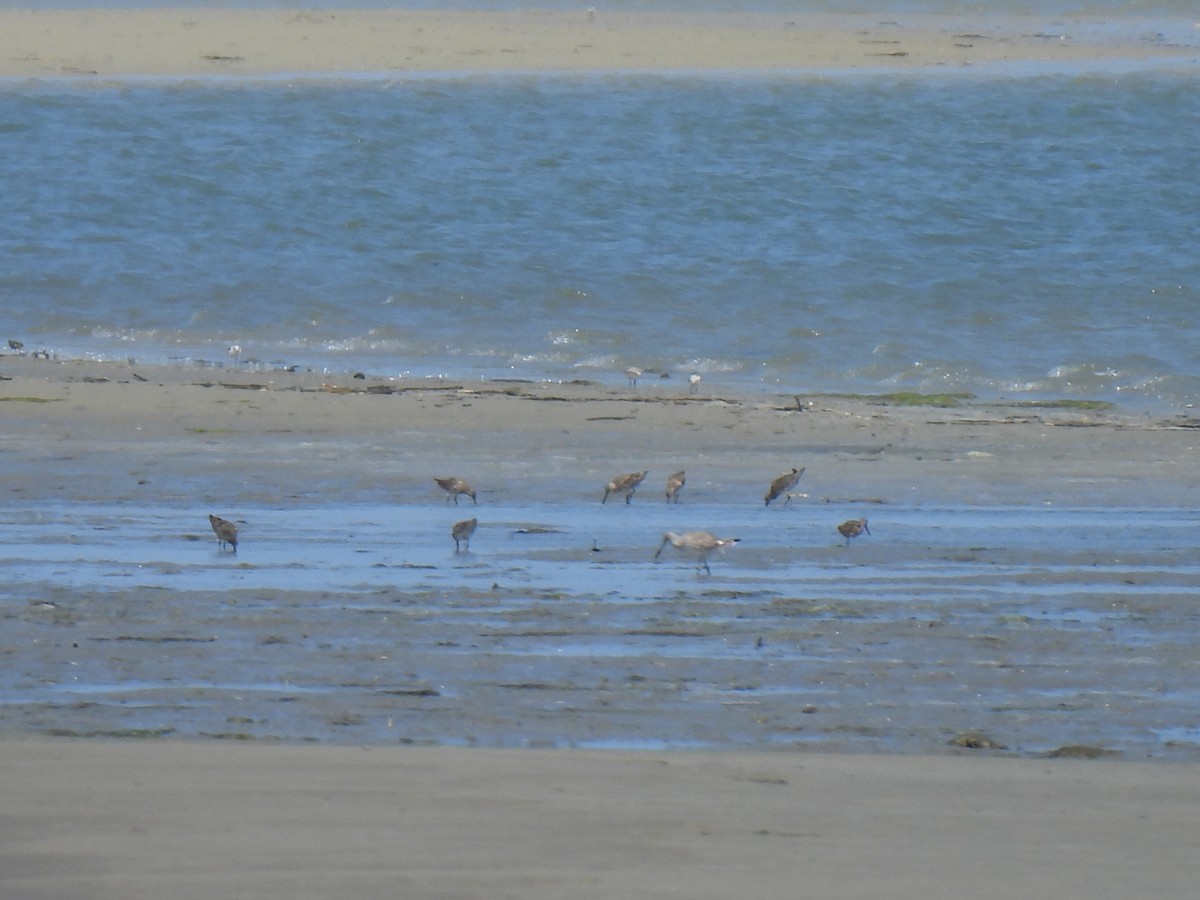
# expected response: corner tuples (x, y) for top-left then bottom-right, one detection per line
(4, 359), (1200, 897)
(2, 736), (1199, 900)
(0, 8), (1197, 78)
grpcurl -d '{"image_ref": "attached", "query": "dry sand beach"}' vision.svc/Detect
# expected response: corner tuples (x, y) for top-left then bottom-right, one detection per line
(3, 8), (1200, 897)
(3, 737), (1200, 900)
(0, 8), (1198, 78)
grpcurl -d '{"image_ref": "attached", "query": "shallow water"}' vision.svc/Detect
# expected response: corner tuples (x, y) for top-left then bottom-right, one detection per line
(4, 66), (1200, 409)
(3, 497), (1198, 758)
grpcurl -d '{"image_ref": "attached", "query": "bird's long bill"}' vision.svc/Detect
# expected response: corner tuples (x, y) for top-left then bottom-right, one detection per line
(863, 523), (871, 534)
(654, 537), (669, 559)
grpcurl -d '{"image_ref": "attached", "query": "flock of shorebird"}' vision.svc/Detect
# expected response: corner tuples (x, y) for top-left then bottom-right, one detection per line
(624, 366), (703, 395)
(207, 466), (870, 574)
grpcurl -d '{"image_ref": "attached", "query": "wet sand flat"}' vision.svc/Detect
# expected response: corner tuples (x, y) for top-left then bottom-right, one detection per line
(3, 358), (1200, 896)
(2, 356), (1198, 509)
(0, 8), (1197, 78)
(2, 355), (1199, 758)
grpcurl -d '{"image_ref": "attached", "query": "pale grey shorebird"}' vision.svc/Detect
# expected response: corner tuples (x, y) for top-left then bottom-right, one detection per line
(764, 466), (805, 506)
(665, 469), (686, 503)
(688, 373), (701, 394)
(837, 517), (870, 546)
(452, 517), (477, 552)
(602, 470), (648, 504)
(655, 530), (740, 575)
(208, 514), (238, 553)
(434, 476), (476, 505)
(625, 366), (642, 387)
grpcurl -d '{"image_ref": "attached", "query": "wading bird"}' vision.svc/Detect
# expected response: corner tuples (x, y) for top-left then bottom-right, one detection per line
(764, 467), (805, 506)
(208, 514), (238, 553)
(602, 470), (648, 504)
(665, 469), (686, 503)
(654, 530), (740, 575)
(452, 517), (477, 552)
(434, 476), (476, 505)
(688, 373), (701, 394)
(625, 366), (642, 387)
(837, 517), (870, 546)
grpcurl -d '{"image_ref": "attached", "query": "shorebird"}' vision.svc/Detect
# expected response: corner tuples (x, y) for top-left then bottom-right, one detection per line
(602, 470), (647, 504)
(665, 469), (686, 503)
(837, 517), (870, 546)
(434, 476), (476, 504)
(452, 517), (477, 552)
(764, 467), (805, 506)
(228, 344), (241, 367)
(655, 530), (740, 575)
(7, 339), (23, 352)
(625, 366), (642, 387)
(688, 373), (701, 394)
(208, 514), (238, 553)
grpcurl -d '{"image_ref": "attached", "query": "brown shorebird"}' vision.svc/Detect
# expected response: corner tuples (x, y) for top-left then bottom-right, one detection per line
(452, 517), (477, 552)
(764, 467), (805, 506)
(625, 366), (642, 387)
(602, 470), (648, 504)
(434, 476), (476, 504)
(208, 514), (238, 553)
(665, 469), (686, 503)
(837, 517), (870, 546)
(655, 530), (740, 575)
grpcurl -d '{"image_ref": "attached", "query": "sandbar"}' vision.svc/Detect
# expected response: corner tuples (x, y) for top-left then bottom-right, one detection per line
(2, 355), (1199, 509)
(0, 9), (1197, 78)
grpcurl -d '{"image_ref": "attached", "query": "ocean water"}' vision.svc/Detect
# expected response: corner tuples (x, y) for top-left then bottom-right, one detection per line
(1, 19), (1199, 410)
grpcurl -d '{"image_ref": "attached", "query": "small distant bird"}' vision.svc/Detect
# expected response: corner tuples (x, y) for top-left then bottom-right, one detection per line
(764, 467), (805, 506)
(655, 530), (740, 575)
(434, 476), (476, 504)
(228, 344), (241, 366)
(7, 339), (23, 352)
(625, 366), (642, 387)
(452, 517), (477, 552)
(665, 469), (686, 503)
(688, 373), (701, 394)
(602, 470), (648, 504)
(837, 517), (870, 546)
(208, 514), (238, 553)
